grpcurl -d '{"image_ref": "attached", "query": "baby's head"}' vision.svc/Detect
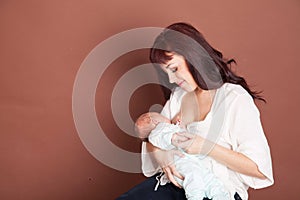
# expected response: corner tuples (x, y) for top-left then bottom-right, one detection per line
(135, 112), (170, 141)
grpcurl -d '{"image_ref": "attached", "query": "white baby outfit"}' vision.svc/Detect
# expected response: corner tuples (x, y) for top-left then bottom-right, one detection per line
(149, 122), (230, 200)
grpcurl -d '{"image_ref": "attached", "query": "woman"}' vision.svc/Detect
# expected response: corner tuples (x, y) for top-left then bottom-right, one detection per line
(117, 22), (273, 200)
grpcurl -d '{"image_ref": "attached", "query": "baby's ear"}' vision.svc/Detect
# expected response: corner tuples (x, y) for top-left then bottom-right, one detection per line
(151, 118), (158, 125)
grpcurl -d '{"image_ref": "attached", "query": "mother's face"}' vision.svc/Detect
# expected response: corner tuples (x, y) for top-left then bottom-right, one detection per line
(160, 53), (198, 92)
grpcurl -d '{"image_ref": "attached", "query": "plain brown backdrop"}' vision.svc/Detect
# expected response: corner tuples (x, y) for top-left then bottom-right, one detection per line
(1, 0), (299, 199)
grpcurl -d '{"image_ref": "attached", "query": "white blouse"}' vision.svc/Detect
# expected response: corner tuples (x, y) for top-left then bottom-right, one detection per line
(141, 83), (274, 200)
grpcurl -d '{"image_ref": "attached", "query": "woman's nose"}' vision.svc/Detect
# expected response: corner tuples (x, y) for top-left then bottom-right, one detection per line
(167, 72), (176, 84)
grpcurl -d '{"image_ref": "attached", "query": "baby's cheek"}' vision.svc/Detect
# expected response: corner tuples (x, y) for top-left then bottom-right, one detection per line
(136, 118), (149, 127)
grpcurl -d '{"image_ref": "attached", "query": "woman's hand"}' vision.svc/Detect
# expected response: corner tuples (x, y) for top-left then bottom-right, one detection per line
(173, 133), (267, 179)
(150, 145), (185, 188)
(172, 132), (207, 154)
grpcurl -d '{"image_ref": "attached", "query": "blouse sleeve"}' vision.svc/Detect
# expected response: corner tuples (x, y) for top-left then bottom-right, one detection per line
(141, 100), (171, 177)
(141, 87), (185, 176)
(229, 93), (274, 189)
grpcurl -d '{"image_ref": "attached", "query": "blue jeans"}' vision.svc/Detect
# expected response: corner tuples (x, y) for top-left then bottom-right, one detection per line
(116, 174), (242, 200)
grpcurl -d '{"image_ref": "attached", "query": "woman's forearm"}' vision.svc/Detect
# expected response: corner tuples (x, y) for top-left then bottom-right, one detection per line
(180, 133), (267, 179)
(208, 143), (266, 179)
(149, 134), (266, 179)
(145, 141), (159, 152)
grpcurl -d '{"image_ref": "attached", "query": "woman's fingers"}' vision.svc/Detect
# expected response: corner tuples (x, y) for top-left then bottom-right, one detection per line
(171, 133), (188, 145)
(169, 164), (184, 180)
(175, 133), (189, 142)
(176, 135), (205, 154)
(173, 138), (193, 149)
(152, 148), (186, 188)
(173, 132), (201, 150)
(164, 151), (184, 188)
(164, 167), (182, 188)
(173, 149), (185, 158)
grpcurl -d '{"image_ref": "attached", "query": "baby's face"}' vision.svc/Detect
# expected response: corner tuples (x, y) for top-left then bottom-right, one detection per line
(135, 112), (170, 140)
(135, 113), (156, 139)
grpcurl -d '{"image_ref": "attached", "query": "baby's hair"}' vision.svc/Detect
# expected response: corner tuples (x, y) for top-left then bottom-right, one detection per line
(134, 113), (154, 142)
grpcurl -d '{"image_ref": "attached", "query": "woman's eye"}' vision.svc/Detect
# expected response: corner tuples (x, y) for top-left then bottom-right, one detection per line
(171, 67), (178, 72)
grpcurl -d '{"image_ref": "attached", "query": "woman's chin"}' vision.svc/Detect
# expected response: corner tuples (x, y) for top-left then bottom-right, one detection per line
(180, 85), (196, 92)
(181, 86), (193, 92)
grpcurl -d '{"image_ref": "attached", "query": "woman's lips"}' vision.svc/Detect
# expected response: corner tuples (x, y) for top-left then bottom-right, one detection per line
(177, 81), (184, 86)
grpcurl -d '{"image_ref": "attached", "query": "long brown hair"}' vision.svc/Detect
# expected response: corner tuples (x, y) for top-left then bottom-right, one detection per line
(150, 22), (265, 102)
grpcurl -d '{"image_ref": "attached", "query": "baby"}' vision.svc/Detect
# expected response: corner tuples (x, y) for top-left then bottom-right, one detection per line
(135, 112), (230, 200)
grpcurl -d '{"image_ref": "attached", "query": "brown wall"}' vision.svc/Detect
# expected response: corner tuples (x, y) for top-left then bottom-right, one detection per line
(1, 0), (299, 199)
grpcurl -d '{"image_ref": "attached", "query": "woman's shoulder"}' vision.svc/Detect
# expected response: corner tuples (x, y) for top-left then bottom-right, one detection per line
(218, 83), (254, 106)
(221, 83), (249, 97)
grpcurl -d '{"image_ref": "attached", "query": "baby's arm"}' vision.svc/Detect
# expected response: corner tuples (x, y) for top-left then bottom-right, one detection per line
(135, 112), (184, 150)
(148, 122), (182, 150)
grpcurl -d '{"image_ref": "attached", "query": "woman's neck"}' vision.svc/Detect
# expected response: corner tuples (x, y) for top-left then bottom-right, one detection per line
(195, 87), (216, 99)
